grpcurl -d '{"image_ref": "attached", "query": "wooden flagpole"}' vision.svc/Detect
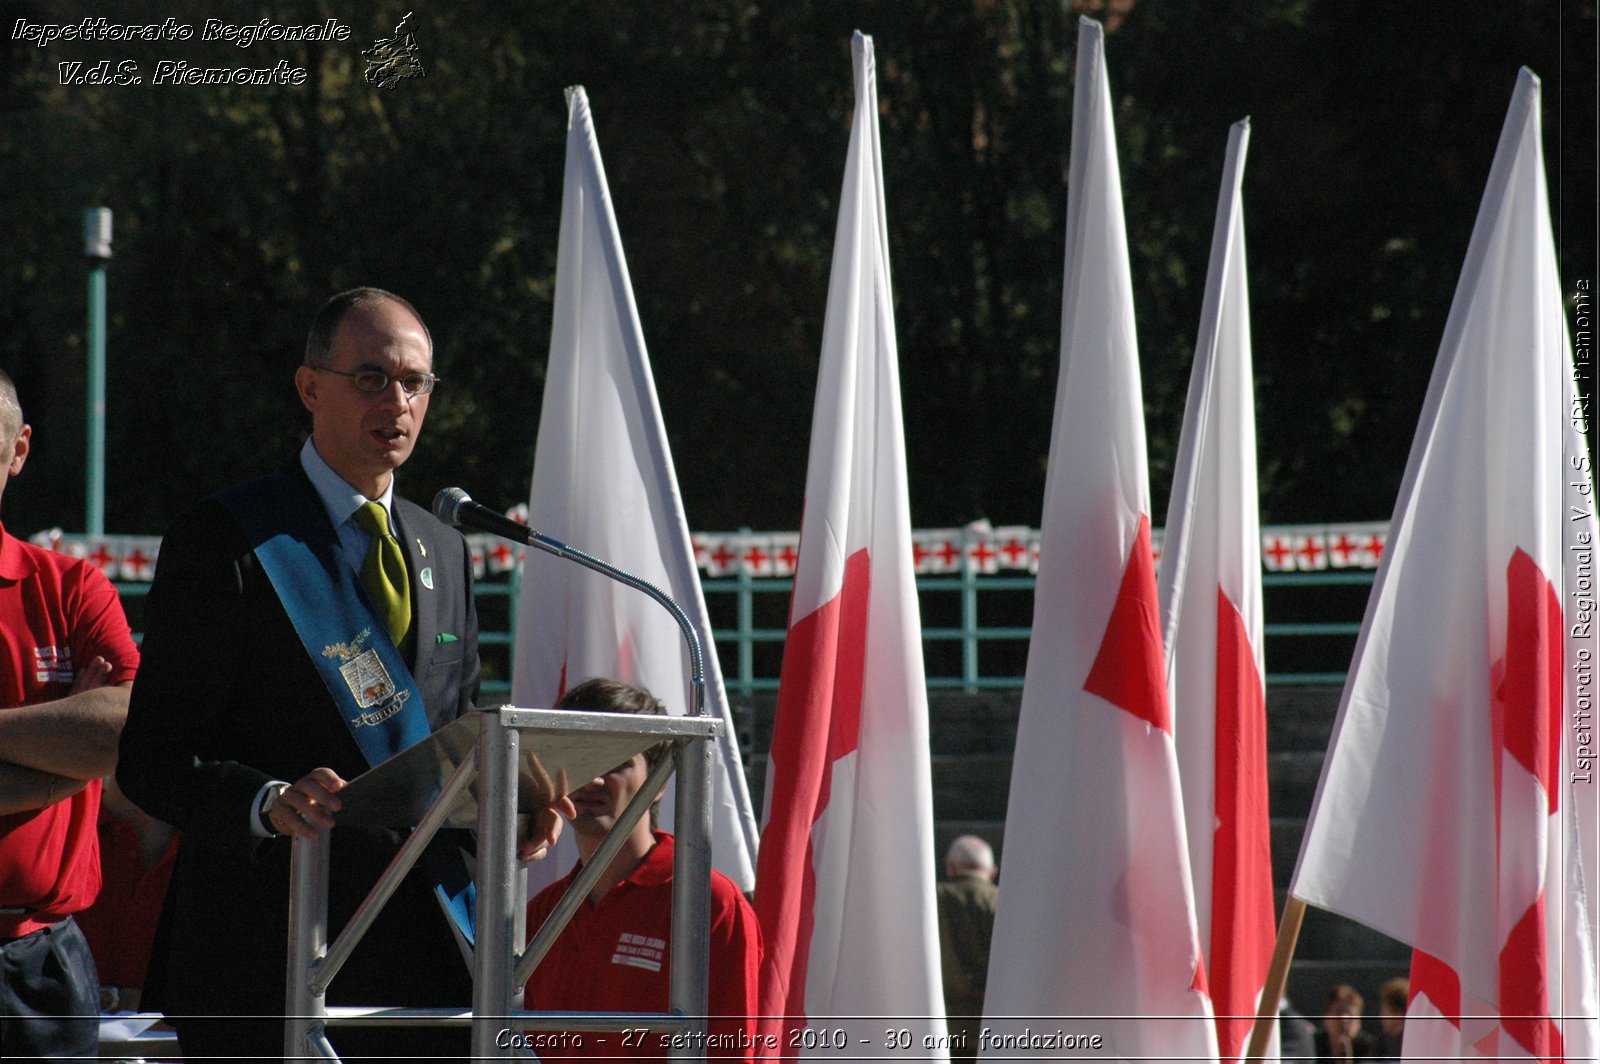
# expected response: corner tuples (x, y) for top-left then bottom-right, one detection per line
(1244, 895), (1307, 1061)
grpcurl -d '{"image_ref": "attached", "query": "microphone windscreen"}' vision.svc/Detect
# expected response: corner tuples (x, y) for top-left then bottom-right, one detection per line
(432, 486), (471, 526)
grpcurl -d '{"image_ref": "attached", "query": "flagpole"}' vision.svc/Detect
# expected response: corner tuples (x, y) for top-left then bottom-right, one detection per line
(1244, 895), (1306, 1060)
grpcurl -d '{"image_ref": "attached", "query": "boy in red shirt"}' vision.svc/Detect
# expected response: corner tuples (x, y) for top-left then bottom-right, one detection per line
(524, 678), (761, 1060)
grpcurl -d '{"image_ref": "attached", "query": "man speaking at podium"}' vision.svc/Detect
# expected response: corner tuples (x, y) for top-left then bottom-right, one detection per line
(119, 288), (557, 1061)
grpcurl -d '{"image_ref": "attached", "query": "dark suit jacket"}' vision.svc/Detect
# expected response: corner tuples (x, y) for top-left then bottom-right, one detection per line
(117, 464), (480, 1022)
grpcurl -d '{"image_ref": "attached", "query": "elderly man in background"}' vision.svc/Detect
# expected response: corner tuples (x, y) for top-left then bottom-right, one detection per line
(937, 834), (999, 1062)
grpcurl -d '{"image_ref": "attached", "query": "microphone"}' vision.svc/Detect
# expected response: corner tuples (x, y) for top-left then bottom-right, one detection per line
(430, 487), (707, 717)
(432, 487), (535, 546)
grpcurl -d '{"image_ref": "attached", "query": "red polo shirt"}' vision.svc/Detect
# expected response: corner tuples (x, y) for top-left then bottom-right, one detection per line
(0, 524), (139, 937)
(524, 831), (763, 1061)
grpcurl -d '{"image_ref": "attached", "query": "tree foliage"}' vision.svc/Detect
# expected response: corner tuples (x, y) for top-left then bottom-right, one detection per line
(0, 0), (1591, 537)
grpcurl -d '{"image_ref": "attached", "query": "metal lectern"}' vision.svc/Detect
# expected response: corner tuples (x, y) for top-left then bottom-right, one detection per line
(282, 704), (722, 1061)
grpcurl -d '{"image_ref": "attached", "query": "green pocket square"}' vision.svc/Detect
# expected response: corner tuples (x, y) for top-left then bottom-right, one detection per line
(436, 633), (459, 644)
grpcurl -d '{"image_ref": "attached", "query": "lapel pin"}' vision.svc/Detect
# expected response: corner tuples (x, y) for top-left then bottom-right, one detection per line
(420, 566), (434, 590)
(416, 538), (428, 558)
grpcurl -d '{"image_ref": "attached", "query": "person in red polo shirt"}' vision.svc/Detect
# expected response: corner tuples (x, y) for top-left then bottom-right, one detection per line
(524, 677), (762, 1061)
(0, 369), (139, 1060)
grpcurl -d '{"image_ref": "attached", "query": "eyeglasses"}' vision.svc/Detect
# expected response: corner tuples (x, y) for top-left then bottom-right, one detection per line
(316, 366), (439, 396)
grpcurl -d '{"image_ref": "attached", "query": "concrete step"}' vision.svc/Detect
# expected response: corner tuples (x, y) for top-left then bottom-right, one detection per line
(739, 685), (1341, 757)
(744, 753), (1014, 825)
(1270, 817), (1308, 894)
(741, 700), (1338, 874)
(1285, 892), (1409, 963)
(736, 690), (1028, 757)
(729, 695), (776, 755)
(927, 691), (1023, 755)
(1265, 685), (1342, 752)
(1268, 750), (1327, 819)
(931, 753), (1013, 821)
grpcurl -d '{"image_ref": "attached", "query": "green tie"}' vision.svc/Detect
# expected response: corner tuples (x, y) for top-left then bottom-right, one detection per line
(354, 501), (412, 647)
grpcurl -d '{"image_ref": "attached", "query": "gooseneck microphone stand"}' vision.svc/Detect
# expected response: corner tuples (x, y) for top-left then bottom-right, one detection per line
(432, 487), (716, 1061)
(432, 486), (707, 719)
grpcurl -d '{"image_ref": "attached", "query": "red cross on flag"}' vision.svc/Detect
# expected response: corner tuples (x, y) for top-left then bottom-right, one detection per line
(704, 537), (738, 577)
(1155, 119), (1277, 1063)
(771, 534), (801, 577)
(1291, 69), (1598, 1062)
(121, 543), (157, 581)
(1292, 530), (1328, 571)
(965, 521), (1000, 574)
(86, 540), (116, 575)
(487, 541), (516, 573)
(914, 534), (960, 574)
(1326, 525), (1364, 569)
(511, 85), (758, 893)
(740, 535), (776, 578)
(995, 526), (1033, 569)
(1359, 530), (1386, 568)
(753, 32), (946, 1056)
(981, 19), (1218, 1059)
(1261, 534), (1294, 572)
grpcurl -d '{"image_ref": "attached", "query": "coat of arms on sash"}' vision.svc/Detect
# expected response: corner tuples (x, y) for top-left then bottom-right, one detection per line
(323, 627), (411, 727)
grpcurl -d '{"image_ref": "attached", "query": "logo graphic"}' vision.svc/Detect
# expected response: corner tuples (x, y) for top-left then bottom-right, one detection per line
(611, 931), (666, 972)
(32, 646), (73, 684)
(323, 628), (410, 727)
(363, 11), (425, 90)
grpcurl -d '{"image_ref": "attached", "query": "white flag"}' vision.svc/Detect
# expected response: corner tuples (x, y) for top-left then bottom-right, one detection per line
(752, 32), (947, 1058)
(1156, 119), (1277, 1063)
(512, 85), (758, 891)
(981, 18), (1219, 1061)
(1291, 68), (1598, 1061)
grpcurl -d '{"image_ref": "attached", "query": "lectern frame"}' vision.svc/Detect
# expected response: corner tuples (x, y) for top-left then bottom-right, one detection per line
(282, 705), (723, 1061)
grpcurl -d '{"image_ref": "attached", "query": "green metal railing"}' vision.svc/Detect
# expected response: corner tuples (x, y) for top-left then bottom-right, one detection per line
(695, 570), (1372, 696)
(113, 566), (1372, 702)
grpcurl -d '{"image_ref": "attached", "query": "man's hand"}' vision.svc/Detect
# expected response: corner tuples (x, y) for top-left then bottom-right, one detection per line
(517, 760), (575, 862)
(70, 655), (114, 694)
(266, 767), (347, 839)
(1320, 1013), (1357, 1062)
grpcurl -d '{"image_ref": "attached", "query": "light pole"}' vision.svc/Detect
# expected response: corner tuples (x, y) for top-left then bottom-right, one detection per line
(83, 207), (111, 537)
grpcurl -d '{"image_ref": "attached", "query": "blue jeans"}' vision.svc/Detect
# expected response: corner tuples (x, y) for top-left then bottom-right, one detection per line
(0, 916), (100, 1061)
